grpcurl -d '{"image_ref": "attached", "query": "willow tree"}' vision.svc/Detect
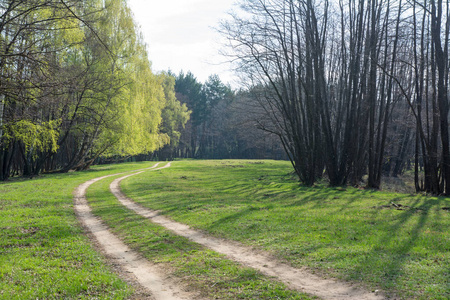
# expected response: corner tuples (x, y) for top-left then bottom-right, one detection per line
(0, 0), (185, 178)
(55, 0), (176, 171)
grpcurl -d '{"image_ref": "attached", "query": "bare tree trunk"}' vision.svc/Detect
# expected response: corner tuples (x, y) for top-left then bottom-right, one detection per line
(0, 94), (4, 141)
(431, 0), (450, 194)
(367, 0), (379, 188)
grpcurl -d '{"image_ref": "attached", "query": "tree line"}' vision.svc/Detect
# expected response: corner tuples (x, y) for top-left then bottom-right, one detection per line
(0, 0), (286, 181)
(3, 0), (449, 196)
(153, 71), (287, 161)
(0, 0), (189, 180)
(218, 0), (450, 194)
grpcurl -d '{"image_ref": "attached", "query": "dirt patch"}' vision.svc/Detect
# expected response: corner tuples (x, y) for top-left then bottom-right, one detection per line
(111, 164), (385, 300)
(372, 202), (426, 213)
(73, 163), (199, 300)
(221, 164), (245, 168)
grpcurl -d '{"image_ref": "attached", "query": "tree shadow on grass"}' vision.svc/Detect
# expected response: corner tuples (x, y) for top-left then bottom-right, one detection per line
(205, 206), (257, 231)
(285, 188), (365, 212)
(341, 196), (449, 297)
(121, 167), (449, 296)
(260, 188), (449, 297)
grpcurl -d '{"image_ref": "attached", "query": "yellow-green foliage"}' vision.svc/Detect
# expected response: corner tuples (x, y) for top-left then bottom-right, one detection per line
(42, 6), (85, 47)
(160, 73), (191, 147)
(4, 120), (60, 155)
(94, 0), (175, 157)
(1, 0), (186, 162)
(21, 3), (85, 63)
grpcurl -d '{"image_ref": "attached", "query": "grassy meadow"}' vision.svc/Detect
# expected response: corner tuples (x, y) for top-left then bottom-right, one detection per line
(0, 162), (157, 299)
(120, 160), (450, 300)
(1, 159), (449, 299)
(86, 172), (314, 299)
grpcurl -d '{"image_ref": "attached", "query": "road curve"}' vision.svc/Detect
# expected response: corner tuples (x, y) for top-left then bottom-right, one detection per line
(73, 163), (196, 300)
(110, 163), (385, 300)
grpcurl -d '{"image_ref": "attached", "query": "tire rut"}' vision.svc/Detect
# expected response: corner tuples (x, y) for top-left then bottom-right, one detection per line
(74, 163), (197, 300)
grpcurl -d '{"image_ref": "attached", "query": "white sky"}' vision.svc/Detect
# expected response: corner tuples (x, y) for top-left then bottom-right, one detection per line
(127, 0), (238, 86)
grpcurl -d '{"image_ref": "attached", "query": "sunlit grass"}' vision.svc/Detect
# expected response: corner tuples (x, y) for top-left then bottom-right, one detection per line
(0, 162), (156, 299)
(121, 160), (450, 300)
(1, 159), (448, 299)
(87, 173), (315, 299)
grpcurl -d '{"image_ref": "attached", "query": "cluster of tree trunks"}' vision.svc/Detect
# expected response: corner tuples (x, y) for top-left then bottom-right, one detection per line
(221, 0), (450, 194)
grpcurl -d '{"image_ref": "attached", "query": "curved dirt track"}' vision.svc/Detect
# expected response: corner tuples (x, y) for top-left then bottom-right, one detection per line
(74, 163), (198, 300)
(110, 163), (385, 300)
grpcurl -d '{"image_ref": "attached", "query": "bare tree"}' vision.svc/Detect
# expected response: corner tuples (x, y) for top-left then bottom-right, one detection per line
(222, 0), (450, 194)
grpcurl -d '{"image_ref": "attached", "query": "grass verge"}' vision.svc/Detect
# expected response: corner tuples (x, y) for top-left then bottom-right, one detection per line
(0, 162), (157, 300)
(86, 171), (316, 299)
(120, 160), (450, 300)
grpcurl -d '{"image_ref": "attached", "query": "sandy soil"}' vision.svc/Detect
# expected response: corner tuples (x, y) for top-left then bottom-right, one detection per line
(108, 163), (386, 300)
(73, 163), (200, 300)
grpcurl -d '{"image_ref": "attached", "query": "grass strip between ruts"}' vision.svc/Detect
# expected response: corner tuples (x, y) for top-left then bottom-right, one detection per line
(87, 170), (316, 299)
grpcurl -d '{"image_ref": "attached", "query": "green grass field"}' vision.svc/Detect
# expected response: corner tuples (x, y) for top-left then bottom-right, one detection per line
(1, 159), (449, 299)
(120, 160), (450, 300)
(87, 171), (314, 299)
(0, 162), (157, 299)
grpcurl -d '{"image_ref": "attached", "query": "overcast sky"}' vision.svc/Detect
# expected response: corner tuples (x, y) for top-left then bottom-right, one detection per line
(127, 0), (238, 85)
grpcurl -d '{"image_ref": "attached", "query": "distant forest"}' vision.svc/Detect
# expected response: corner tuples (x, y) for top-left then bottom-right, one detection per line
(152, 71), (287, 162)
(1, 0), (450, 195)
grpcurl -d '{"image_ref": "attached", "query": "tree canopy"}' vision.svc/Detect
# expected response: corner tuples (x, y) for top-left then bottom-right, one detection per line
(0, 0), (188, 179)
